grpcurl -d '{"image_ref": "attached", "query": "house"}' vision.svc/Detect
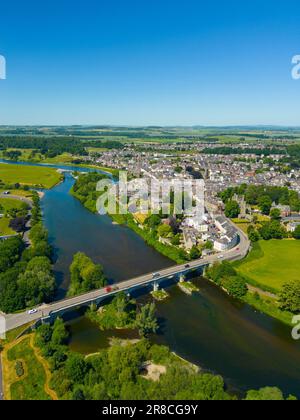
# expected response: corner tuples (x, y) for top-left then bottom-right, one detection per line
(271, 203), (291, 218)
(182, 227), (197, 250)
(287, 222), (300, 232)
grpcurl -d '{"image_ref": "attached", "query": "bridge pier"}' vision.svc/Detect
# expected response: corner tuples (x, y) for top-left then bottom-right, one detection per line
(153, 282), (159, 292)
(179, 274), (185, 283)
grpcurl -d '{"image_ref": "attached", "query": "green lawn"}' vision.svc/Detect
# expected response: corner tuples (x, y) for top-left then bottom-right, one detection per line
(0, 197), (26, 211)
(0, 218), (16, 236)
(7, 337), (50, 400)
(0, 163), (62, 189)
(235, 240), (300, 293)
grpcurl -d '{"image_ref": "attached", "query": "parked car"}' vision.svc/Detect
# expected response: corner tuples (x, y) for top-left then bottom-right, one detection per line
(152, 272), (160, 279)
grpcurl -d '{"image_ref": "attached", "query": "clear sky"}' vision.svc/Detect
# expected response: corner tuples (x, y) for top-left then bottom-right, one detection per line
(0, 0), (299, 126)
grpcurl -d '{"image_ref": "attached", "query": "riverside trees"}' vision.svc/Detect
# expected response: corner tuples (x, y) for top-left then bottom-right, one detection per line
(68, 252), (106, 297)
(0, 194), (56, 313)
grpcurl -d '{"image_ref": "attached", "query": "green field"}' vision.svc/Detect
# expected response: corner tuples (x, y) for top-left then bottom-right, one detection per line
(236, 240), (300, 293)
(6, 337), (50, 400)
(0, 197), (26, 211)
(0, 218), (15, 236)
(0, 197), (28, 235)
(0, 163), (62, 189)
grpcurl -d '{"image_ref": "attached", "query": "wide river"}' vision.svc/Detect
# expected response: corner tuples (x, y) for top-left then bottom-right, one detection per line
(3, 160), (300, 396)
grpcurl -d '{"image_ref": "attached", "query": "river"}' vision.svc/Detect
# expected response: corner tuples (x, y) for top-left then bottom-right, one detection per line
(2, 159), (300, 397)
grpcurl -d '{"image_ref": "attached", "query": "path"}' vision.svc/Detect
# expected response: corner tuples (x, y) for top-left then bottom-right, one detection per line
(2, 334), (57, 400)
(247, 284), (277, 299)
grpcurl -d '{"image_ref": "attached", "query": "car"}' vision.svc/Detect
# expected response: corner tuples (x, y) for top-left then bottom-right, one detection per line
(184, 264), (190, 269)
(105, 286), (113, 293)
(27, 309), (38, 315)
(152, 272), (160, 279)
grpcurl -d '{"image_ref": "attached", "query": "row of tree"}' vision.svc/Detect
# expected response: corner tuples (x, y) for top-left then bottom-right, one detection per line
(220, 184), (300, 213)
(0, 193), (55, 312)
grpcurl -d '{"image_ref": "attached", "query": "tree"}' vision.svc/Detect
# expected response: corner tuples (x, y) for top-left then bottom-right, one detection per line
(259, 221), (286, 240)
(157, 224), (173, 238)
(135, 303), (158, 337)
(258, 195), (272, 215)
(223, 276), (248, 299)
(145, 214), (161, 229)
(69, 252), (106, 296)
(65, 353), (89, 384)
(51, 318), (68, 346)
(292, 225), (300, 240)
(224, 201), (240, 219)
(279, 280), (300, 313)
(245, 387), (285, 401)
(247, 225), (260, 242)
(270, 208), (281, 221)
(189, 246), (201, 260)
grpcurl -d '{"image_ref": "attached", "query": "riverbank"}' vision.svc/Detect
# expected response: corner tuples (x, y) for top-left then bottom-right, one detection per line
(0, 154), (119, 178)
(0, 162), (63, 189)
(70, 173), (188, 264)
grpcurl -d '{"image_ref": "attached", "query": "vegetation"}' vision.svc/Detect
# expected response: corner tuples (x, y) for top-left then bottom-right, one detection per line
(33, 320), (235, 400)
(29, 318), (293, 400)
(278, 281), (300, 313)
(0, 163), (62, 189)
(206, 262), (248, 299)
(87, 293), (137, 330)
(68, 252), (106, 297)
(135, 303), (158, 337)
(225, 200), (240, 218)
(245, 387), (296, 401)
(0, 195), (55, 313)
(6, 336), (51, 400)
(87, 293), (158, 338)
(235, 240), (300, 293)
(220, 184), (300, 213)
(72, 173), (188, 264)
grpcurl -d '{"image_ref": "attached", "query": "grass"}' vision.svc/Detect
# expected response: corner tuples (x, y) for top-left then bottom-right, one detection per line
(0, 189), (33, 198)
(4, 336), (51, 400)
(0, 163), (62, 189)
(0, 197), (26, 211)
(0, 218), (16, 236)
(235, 240), (300, 293)
(244, 292), (293, 326)
(109, 212), (187, 264)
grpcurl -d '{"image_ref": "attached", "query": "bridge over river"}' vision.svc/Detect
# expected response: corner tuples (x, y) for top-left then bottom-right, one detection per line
(2, 226), (250, 334)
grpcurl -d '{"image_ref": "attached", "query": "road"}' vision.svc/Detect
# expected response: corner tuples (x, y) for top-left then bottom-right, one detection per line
(3, 224), (250, 333)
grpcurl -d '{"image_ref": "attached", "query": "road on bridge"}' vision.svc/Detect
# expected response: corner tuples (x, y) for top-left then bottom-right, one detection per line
(3, 224), (250, 333)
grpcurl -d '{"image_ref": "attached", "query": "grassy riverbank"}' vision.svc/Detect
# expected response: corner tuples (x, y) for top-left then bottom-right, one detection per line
(0, 163), (63, 189)
(70, 172), (187, 264)
(234, 240), (300, 294)
(109, 212), (188, 264)
(205, 239), (298, 326)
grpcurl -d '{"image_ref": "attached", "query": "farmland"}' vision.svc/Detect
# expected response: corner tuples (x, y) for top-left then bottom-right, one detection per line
(0, 163), (62, 189)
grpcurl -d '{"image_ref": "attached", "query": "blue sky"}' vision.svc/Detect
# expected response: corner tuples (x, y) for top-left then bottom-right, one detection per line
(0, 0), (299, 125)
